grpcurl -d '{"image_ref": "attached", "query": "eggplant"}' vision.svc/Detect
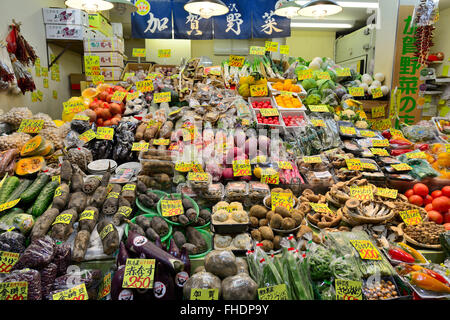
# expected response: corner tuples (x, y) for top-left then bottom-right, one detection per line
(168, 239), (180, 258)
(126, 231), (184, 274)
(116, 242), (130, 267)
(111, 265), (135, 300)
(153, 262), (176, 300)
(154, 237), (164, 250)
(175, 246), (191, 300)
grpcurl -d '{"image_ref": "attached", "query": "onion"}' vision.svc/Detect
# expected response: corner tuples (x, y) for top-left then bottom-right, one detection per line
(381, 85), (390, 96)
(361, 74), (373, 85)
(245, 137), (258, 158)
(374, 72), (385, 82)
(309, 61), (321, 71)
(360, 83), (369, 92)
(372, 80), (382, 88)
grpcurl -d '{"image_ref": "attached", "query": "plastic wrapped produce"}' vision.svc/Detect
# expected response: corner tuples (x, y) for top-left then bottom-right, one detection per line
(0, 132), (31, 151)
(65, 147), (93, 172)
(39, 126), (64, 150)
(12, 235), (56, 270)
(204, 250), (238, 279)
(183, 271), (222, 299)
(222, 273), (258, 300)
(40, 263), (58, 297)
(53, 243), (72, 276)
(50, 268), (103, 299)
(0, 231), (26, 253)
(0, 107), (32, 127)
(112, 121), (138, 164)
(32, 113), (56, 129)
(2, 268), (41, 300)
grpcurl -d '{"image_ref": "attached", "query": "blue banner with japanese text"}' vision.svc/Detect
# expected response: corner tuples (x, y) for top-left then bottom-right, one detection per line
(213, 0), (252, 39)
(173, 0), (213, 39)
(131, 0), (173, 39)
(252, 0), (291, 38)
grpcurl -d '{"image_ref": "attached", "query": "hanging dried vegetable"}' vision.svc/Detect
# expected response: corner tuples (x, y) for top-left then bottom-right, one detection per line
(6, 22), (37, 66)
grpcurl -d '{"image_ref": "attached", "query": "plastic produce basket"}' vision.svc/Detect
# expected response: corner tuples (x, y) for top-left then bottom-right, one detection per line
(252, 108), (284, 131)
(124, 213), (173, 243)
(135, 190), (168, 215)
(165, 228), (212, 259)
(272, 92), (306, 111)
(156, 193), (199, 227)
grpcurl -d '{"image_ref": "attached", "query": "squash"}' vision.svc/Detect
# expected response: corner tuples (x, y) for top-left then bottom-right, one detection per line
(15, 156), (46, 176)
(40, 140), (54, 157)
(20, 136), (46, 157)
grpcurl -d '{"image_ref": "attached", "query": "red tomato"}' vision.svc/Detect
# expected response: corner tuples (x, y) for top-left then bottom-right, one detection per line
(427, 210), (443, 224)
(444, 223), (450, 231)
(444, 211), (450, 224)
(424, 203), (434, 212)
(405, 189), (415, 197)
(424, 195), (433, 205)
(408, 195), (424, 207)
(442, 186), (450, 198)
(413, 183), (429, 197)
(432, 196), (450, 213)
(431, 190), (443, 198)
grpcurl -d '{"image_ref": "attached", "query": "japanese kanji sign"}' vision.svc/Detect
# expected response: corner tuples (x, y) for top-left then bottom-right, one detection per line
(123, 259), (155, 289)
(213, 0), (252, 39)
(252, 0), (290, 38)
(173, 0), (213, 39)
(131, 0), (173, 39)
(335, 279), (362, 300)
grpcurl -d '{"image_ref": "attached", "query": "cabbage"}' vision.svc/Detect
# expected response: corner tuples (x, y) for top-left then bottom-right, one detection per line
(307, 88), (320, 96)
(334, 86), (347, 99)
(318, 80), (336, 93)
(302, 78), (317, 91)
(326, 69), (337, 83)
(341, 93), (353, 101)
(304, 93), (321, 106)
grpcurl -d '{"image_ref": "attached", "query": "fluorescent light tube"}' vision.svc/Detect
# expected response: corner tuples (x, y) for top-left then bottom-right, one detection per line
(291, 22), (353, 28)
(296, 1), (379, 8)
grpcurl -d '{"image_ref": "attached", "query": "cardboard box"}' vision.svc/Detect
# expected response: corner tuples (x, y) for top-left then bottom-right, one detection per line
(88, 13), (113, 37)
(121, 62), (153, 80)
(86, 66), (124, 81)
(42, 8), (89, 26)
(83, 38), (124, 54)
(84, 52), (124, 68)
(111, 23), (123, 38)
(360, 99), (390, 120)
(45, 24), (88, 40)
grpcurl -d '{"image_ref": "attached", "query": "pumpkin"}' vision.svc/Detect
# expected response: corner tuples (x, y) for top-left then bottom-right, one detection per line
(21, 136), (46, 157)
(15, 156), (46, 176)
(40, 140), (54, 157)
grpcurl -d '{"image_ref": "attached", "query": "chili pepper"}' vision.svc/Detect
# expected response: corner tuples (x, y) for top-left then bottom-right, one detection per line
(382, 130), (392, 139)
(417, 143), (429, 151)
(410, 266), (449, 286)
(408, 272), (450, 293)
(397, 242), (427, 263)
(391, 149), (413, 156)
(389, 139), (412, 146)
(388, 247), (415, 263)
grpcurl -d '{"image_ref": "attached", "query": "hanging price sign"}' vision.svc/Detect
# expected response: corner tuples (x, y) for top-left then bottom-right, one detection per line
(232, 159), (251, 177)
(187, 172), (209, 182)
(154, 92), (171, 103)
(340, 126), (356, 135)
(316, 72), (331, 80)
(126, 91), (140, 101)
(350, 240), (382, 260)
(0, 251), (20, 273)
(310, 119), (326, 127)
(335, 279), (362, 300)
(175, 161), (192, 172)
(372, 139), (389, 147)
(346, 159), (362, 171)
(229, 55), (245, 68)
(96, 127), (114, 140)
(249, 46), (265, 55)
(136, 80), (154, 93)
(336, 68), (351, 77)
(250, 84), (268, 97)
(277, 161), (292, 170)
(406, 152), (427, 159)
(190, 288), (219, 300)
(97, 273), (111, 300)
(158, 49), (171, 58)
(280, 45), (290, 55)
(390, 129), (404, 138)
(17, 119), (44, 134)
(84, 56), (100, 76)
(392, 163), (413, 171)
(0, 199), (21, 213)
(259, 108), (279, 117)
(371, 88), (383, 99)
(261, 170), (279, 185)
(258, 284), (288, 300)
(399, 209), (423, 226)
(0, 282), (28, 300)
(350, 186), (374, 201)
(131, 142), (149, 152)
(265, 41), (278, 52)
(303, 156), (322, 164)
(53, 283), (89, 300)
(132, 48), (146, 57)
(161, 199), (184, 217)
(308, 105), (329, 112)
(371, 105), (385, 118)
(349, 87), (365, 96)
(297, 69), (313, 80)
(360, 130), (376, 138)
(376, 187), (398, 199)
(271, 192), (293, 211)
(370, 148), (389, 157)
(309, 202), (333, 214)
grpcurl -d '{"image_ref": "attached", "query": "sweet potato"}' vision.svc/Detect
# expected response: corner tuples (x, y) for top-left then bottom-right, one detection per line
(72, 230), (91, 262)
(135, 215), (152, 230)
(67, 192), (87, 214)
(135, 123), (147, 141)
(52, 183), (70, 210)
(172, 231), (186, 248)
(31, 208), (60, 240)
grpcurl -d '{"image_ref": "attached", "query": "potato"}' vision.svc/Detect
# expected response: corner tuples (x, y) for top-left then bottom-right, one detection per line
(251, 229), (262, 242)
(249, 216), (259, 228)
(204, 250), (237, 279)
(281, 218), (296, 230)
(266, 210), (275, 221)
(269, 214), (283, 229)
(249, 205), (268, 219)
(275, 206), (290, 218)
(259, 219), (268, 227)
(259, 226), (274, 241)
(261, 240), (273, 252)
(273, 235), (281, 250)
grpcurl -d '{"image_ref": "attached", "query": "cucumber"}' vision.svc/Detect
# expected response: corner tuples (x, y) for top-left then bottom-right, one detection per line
(30, 181), (59, 217)
(0, 176), (20, 204)
(20, 174), (50, 203)
(6, 179), (32, 202)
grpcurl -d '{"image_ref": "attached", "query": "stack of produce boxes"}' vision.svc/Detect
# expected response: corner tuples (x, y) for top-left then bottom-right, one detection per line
(43, 8), (90, 40)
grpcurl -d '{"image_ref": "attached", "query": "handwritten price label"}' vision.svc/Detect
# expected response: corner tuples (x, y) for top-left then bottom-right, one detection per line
(360, 130), (376, 138)
(0, 251), (19, 273)
(232, 159), (251, 177)
(261, 170), (279, 185)
(98, 273), (111, 300)
(340, 126), (356, 135)
(372, 105), (385, 118)
(309, 202), (332, 214)
(350, 186), (374, 201)
(406, 152), (427, 159)
(111, 91), (127, 103)
(63, 101), (85, 114)
(399, 209), (423, 226)
(127, 91), (140, 101)
(349, 87), (365, 96)
(271, 192), (293, 211)
(92, 75), (104, 85)
(0, 199), (21, 213)
(335, 279), (362, 300)
(265, 41), (278, 52)
(132, 142), (149, 152)
(52, 214), (72, 225)
(392, 163), (413, 171)
(316, 72), (331, 80)
(277, 161), (292, 170)
(280, 45), (290, 55)
(361, 162), (377, 171)
(153, 139), (170, 146)
(0, 281), (27, 300)
(79, 210), (95, 221)
(99, 224), (114, 240)
(54, 186), (62, 198)
(308, 105), (329, 112)
(175, 161), (192, 173)
(371, 88), (383, 99)
(303, 156), (322, 164)
(132, 48), (146, 57)
(310, 119), (326, 127)
(376, 187), (398, 199)
(158, 49), (171, 58)
(258, 284), (288, 300)
(136, 80), (154, 93)
(123, 72), (135, 81)
(187, 172), (209, 182)
(372, 139), (389, 147)
(118, 206), (133, 218)
(390, 129), (404, 138)
(84, 56), (100, 76)
(249, 46), (265, 55)
(96, 127), (114, 140)
(250, 84), (268, 97)
(154, 92), (171, 103)
(229, 55), (245, 68)
(73, 114), (90, 121)
(346, 159), (362, 171)
(297, 69), (313, 80)
(53, 283), (88, 300)
(18, 119), (44, 134)
(370, 148), (389, 157)
(190, 288), (219, 300)
(191, 162), (204, 173)
(259, 108), (279, 117)
(161, 199), (184, 217)
(336, 68), (351, 77)
(350, 240), (382, 260)
(52, 175), (61, 184)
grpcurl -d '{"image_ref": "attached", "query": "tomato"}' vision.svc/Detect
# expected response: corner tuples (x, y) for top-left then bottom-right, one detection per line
(427, 210), (443, 224)
(432, 196), (450, 213)
(405, 189), (415, 197)
(444, 211), (450, 224)
(424, 203), (434, 212)
(413, 183), (429, 197)
(408, 195), (424, 207)
(424, 195), (433, 205)
(444, 223), (450, 231)
(431, 190), (443, 198)
(442, 186), (450, 198)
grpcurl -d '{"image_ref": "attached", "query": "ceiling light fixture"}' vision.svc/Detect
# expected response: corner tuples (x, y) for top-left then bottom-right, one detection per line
(65, 0), (114, 13)
(107, 0), (137, 16)
(296, 1), (378, 9)
(298, 0), (343, 17)
(291, 22), (352, 28)
(274, 1), (302, 18)
(184, 0), (229, 19)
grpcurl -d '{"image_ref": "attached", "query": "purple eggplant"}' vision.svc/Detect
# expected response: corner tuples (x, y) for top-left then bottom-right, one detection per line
(154, 237), (163, 250)
(116, 242), (130, 267)
(111, 265), (135, 300)
(174, 246), (191, 300)
(153, 262), (176, 300)
(168, 238), (180, 258)
(126, 231), (184, 274)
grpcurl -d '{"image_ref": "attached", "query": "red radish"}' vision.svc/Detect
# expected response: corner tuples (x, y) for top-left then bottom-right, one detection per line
(424, 195), (433, 205)
(405, 189), (414, 197)
(431, 190), (443, 198)
(408, 195), (423, 207)
(432, 196), (450, 213)
(427, 210), (443, 224)
(413, 183), (429, 197)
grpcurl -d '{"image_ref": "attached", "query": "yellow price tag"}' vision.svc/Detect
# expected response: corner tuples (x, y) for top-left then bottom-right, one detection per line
(17, 119), (44, 134)
(158, 49), (171, 58)
(136, 80), (154, 93)
(258, 284), (288, 300)
(123, 72), (135, 81)
(131, 142), (149, 152)
(350, 240), (382, 260)
(96, 127), (114, 140)
(280, 45), (290, 55)
(250, 84), (268, 97)
(250, 46), (265, 55)
(232, 159), (251, 177)
(92, 75), (104, 85)
(52, 175), (61, 184)
(391, 163), (412, 171)
(346, 159), (362, 171)
(335, 279), (362, 300)
(98, 273), (112, 300)
(336, 68), (351, 77)
(153, 139), (170, 146)
(99, 224), (114, 240)
(390, 128), (404, 138)
(376, 187), (398, 199)
(79, 210), (95, 221)
(0, 251), (20, 273)
(154, 92), (171, 103)
(175, 161), (192, 172)
(52, 214), (72, 225)
(0, 199), (21, 213)
(361, 162), (377, 171)
(370, 148), (389, 157)
(111, 91), (127, 103)
(53, 283), (89, 300)
(399, 209), (423, 226)
(127, 91), (140, 101)
(229, 55), (245, 68)
(132, 48), (146, 57)
(277, 161), (292, 170)
(265, 41), (278, 52)
(372, 105), (385, 118)
(0, 281), (28, 300)
(310, 119), (326, 127)
(340, 126), (356, 135)
(190, 288), (219, 300)
(161, 199), (184, 217)
(316, 72), (331, 80)
(63, 101), (85, 114)
(84, 56), (100, 76)
(73, 114), (90, 121)
(446, 144), (450, 153)
(309, 202), (333, 214)
(371, 88), (383, 99)
(308, 105), (329, 112)
(372, 139), (389, 147)
(360, 130), (376, 138)
(349, 87), (365, 97)
(297, 69), (313, 80)
(271, 192), (293, 211)
(350, 186), (374, 201)
(303, 156), (322, 163)
(187, 172), (209, 182)
(261, 170), (279, 185)
(118, 206), (133, 218)
(406, 152), (427, 159)
(259, 108), (279, 117)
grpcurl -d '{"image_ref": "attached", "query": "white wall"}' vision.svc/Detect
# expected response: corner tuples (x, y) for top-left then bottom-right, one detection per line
(0, 0), (83, 119)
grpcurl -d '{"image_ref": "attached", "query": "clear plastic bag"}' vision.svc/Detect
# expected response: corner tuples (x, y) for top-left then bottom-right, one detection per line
(183, 271), (222, 299)
(222, 273), (258, 300)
